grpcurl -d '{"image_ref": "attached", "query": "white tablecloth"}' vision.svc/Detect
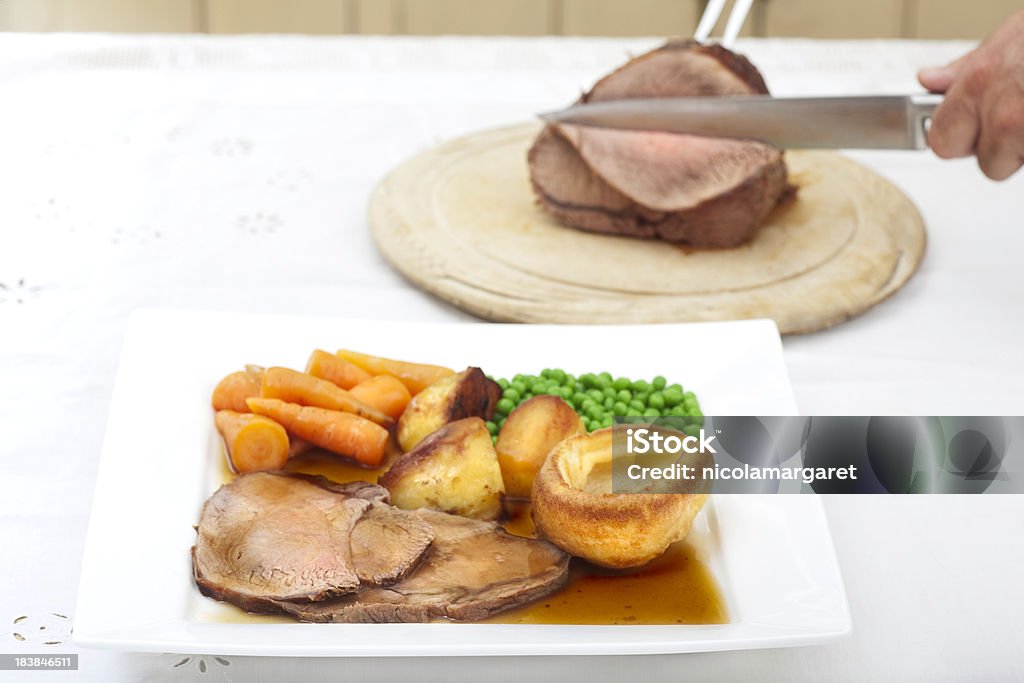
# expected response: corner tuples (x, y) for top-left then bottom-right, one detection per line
(1, 33), (1022, 682)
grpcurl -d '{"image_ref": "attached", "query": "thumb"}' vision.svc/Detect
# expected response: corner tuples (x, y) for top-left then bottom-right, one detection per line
(918, 55), (968, 93)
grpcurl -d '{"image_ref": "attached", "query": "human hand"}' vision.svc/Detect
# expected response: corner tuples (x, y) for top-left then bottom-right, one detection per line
(918, 10), (1024, 180)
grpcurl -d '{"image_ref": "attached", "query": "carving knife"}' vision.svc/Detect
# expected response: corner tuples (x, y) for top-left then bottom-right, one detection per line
(539, 94), (943, 150)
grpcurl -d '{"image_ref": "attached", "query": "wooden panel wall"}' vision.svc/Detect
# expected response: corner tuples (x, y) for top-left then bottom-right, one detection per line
(762, 0), (905, 39)
(60, 0), (197, 33)
(907, 0), (1020, 40)
(560, 0), (701, 38)
(206, 0), (349, 34)
(1, 0), (1018, 39)
(403, 0), (549, 35)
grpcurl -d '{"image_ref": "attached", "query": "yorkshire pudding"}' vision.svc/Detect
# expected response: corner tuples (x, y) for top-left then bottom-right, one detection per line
(531, 426), (708, 568)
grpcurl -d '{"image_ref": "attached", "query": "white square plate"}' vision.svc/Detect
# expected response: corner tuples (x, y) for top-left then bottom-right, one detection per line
(74, 309), (849, 656)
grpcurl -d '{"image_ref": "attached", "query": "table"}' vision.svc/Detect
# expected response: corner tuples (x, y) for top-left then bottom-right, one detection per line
(1, 33), (1022, 682)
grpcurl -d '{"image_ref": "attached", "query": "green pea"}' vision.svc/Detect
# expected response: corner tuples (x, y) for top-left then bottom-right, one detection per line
(564, 375), (577, 389)
(550, 369), (566, 383)
(663, 387), (683, 406)
(522, 392), (533, 401)
(599, 371), (613, 382)
(496, 398), (515, 414)
(643, 409), (662, 418)
(503, 387), (521, 403)
(572, 392), (588, 407)
(652, 376), (667, 390)
(613, 401), (628, 415)
(631, 379), (650, 393)
(595, 375), (611, 390)
(581, 416), (591, 431)
(511, 380), (527, 394)
(629, 399), (645, 412)
(497, 378), (509, 390)
(588, 388), (604, 401)
(581, 373), (598, 388)
(616, 389), (632, 403)
(581, 398), (597, 412)
(601, 416), (614, 428)
(683, 424), (701, 438)
(603, 396), (615, 410)
(531, 381), (546, 394)
(635, 391), (651, 405)
(541, 368), (552, 378)
(586, 405), (604, 421)
(602, 387), (617, 399)
(648, 393), (665, 410)
(613, 377), (631, 391)
(668, 405), (687, 417)
(558, 386), (573, 400)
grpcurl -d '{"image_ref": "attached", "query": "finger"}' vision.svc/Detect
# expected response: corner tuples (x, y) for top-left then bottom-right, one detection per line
(927, 92), (979, 158)
(976, 136), (1023, 180)
(918, 54), (970, 93)
(976, 105), (1024, 180)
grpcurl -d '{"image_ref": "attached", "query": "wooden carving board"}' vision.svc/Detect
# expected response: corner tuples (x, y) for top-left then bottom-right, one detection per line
(369, 124), (925, 334)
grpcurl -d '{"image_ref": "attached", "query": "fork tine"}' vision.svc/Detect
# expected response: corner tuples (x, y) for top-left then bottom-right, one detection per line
(722, 0), (754, 47)
(694, 0), (728, 43)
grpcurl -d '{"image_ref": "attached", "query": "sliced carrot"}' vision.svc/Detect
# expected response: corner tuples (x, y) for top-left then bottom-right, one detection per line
(350, 374), (412, 421)
(247, 398), (388, 467)
(215, 410), (289, 473)
(306, 350), (372, 390)
(260, 367), (393, 427)
(335, 350), (454, 395)
(211, 368), (264, 412)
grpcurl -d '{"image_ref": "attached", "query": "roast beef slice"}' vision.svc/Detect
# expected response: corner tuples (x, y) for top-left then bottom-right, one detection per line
(192, 473), (433, 612)
(274, 508), (570, 623)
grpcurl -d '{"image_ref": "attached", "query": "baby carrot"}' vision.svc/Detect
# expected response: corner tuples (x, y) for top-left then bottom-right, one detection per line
(336, 350), (454, 395)
(211, 368), (264, 413)
(215, 410), (290, 473)
(305, 349), (372, 390)
(260, 367), (393, 427)
(350, 374), (412, 420)
(246, 398), (388, 467)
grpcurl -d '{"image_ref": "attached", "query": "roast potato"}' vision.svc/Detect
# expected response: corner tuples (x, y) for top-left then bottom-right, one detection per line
(396, 367), (500, 452)
(381, 417), (505, 520)
(496, 395), (585, 498)
(531, 425), (708, 568)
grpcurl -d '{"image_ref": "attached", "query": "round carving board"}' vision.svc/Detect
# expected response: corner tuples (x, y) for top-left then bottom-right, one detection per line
(369, 124), (925, 334)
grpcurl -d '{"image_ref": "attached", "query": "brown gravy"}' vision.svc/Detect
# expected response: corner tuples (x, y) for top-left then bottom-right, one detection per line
(213, 449), (728, 625)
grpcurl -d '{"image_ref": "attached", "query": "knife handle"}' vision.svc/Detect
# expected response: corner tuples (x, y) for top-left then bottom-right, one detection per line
(909, 94), (943, 150)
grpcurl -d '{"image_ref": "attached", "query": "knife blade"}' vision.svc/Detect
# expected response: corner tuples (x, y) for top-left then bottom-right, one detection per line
(539, 94), (943, 150)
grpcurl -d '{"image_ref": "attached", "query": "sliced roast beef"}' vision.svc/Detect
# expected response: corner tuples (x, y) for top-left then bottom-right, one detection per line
(192, 473), (434, 612)
(528, 41), (789, 247)
(350, 503), (435, 586)
(274, 508), (570, 623)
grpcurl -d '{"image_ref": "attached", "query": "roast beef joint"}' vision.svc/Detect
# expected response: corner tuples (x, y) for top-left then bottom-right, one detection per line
(528, 41), (791, 248)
